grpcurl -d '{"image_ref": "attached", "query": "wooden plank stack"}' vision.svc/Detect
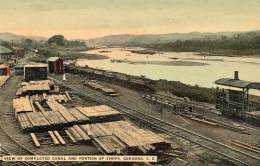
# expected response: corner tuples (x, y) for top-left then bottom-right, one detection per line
(26, 112), (50, 128)
(45, 94), (69, 102)
(64, 120), (171, 154)
(13, 97), (34, 117)
(66, 125), (91, 143)
(16, 80), (51, 96)
(17, 113), (33, 131)
(76, 105), (122, 122)
(93, 135), (126, 154)
(46, 101), (76, 123)
(41, 111), (67, 126)
(68, 108), (89, 122)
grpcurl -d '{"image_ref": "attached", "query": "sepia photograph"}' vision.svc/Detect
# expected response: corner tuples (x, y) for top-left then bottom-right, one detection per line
(0, 0), (260, 166)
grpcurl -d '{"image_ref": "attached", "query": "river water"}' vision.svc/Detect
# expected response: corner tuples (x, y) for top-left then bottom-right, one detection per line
(75, 47), (260, 91)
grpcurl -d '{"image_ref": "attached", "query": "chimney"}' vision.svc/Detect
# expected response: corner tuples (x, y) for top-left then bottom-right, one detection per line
(234, 71), (239, 80)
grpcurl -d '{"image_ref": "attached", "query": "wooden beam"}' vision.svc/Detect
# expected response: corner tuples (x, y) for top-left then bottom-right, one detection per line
(34, 101), (46, 113)
(65, 130), (76, 143)
(53, 131), (66, 145)
(65, 91), (72, 101)
(48, 131), (60, 145)
(30, 133), (40, 148)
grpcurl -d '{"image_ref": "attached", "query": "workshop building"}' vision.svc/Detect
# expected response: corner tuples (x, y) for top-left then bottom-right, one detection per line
(0, 45), (13, 62)
(0, 64), (10, 76)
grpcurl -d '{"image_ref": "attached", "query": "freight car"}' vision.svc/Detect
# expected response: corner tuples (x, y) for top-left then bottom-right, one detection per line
(65, 64), (155, 93)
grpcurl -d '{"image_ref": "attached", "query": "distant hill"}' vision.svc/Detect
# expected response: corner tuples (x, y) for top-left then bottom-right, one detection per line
(0, 32), (47, 41)
(85, 31), (260, 47)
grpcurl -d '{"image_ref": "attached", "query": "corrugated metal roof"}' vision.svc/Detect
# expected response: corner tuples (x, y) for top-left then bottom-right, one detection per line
(215, 78), (250, 88)
(0, 45), (13, 54)
(215, 78), (260, 90)
(47, 57), (60, 62)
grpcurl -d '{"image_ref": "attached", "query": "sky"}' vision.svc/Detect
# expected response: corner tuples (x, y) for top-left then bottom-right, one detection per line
(0, 0), (260, 39)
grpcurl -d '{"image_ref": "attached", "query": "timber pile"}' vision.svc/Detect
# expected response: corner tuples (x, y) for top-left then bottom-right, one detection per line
(0, 76), (10, 88)
(30, 94), (69, 102)
(16, 103), (127, 135)
(16, 80), (53, 96)
(46, 101), (76, 123)
(75, 105), (122, 122)
(13, 97), (34, 117)
(26, 112), (50, 128)
(41, 111), (67, 126)
(68, 108), (90, 122)
(65, 120), (171, 154)
(93, 135), (126, 154)
(67, 125), (91, 143)
(45, 94), (69, 102)
(17, 113), (33, 131)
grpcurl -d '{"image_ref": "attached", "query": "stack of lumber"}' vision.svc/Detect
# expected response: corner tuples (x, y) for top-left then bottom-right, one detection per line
(77, 120), (171, 154)
(0, 76), (10, 88)
(16, 80), (51, 96)
(48, 131), (66, 145)
(13, 97), (34, 117)
(75, 105), (122, 122)
(66, 125), (91, 143)
(29, 94), (69, 102)
(26, 112), (50, 128)
(30, 94), (44, 101)
(46, 101), (76, 123)
(45, 94), (69, 102)
(68, 108), (89, 122)
(93, 135), (126, 154)
(17, 113), (33, 131)
(41, 111), (67, 126)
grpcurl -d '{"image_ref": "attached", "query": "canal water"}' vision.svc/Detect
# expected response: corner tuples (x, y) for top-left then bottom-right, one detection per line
(75, 47), (260, 93)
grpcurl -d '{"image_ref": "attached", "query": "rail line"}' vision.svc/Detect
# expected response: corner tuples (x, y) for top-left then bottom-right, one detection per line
(50, 76), (260, 166)
(0, 121), (59, 166)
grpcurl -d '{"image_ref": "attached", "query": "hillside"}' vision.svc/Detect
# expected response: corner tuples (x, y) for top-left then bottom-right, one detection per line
(0, 32), (47, 41)
(86, 31), (260, 55)
(85, 31), (242, 47)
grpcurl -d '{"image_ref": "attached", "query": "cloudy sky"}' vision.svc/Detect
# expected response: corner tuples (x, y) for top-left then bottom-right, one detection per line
(0, 0), (259, 39)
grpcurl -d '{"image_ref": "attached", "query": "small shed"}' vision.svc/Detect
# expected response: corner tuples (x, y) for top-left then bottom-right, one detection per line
(24, 63), (48, 82)
(0, 64), (10, 76)
(215, 71), (260, 116)
(0, 45), (13, 62)
(47, 57), (63, 74)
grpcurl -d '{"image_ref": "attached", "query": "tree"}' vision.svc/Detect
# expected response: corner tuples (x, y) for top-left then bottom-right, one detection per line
(25, 38), (33, 47)
(47, 35), (65, 46)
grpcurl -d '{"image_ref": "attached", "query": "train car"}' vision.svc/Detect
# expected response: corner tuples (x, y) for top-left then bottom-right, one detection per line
(14, 64), (25, 75)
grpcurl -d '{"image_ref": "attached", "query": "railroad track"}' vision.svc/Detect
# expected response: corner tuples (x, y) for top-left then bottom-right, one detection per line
(0, 122), (59, 166)
(50, 76), (260, 166)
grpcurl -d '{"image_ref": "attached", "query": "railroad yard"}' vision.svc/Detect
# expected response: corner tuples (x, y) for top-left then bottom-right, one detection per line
(0, 57), (260, 166)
